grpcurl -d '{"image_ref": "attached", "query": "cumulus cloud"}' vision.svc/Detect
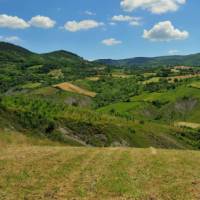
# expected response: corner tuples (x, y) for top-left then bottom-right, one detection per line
(0, 14), (29, 29)
(120, 0), (186, 14)
(102, 38), (122, 46)
(64, 20), (104, 32)
(29, 15), (56, 29)
(143, 21), (189, 41)
(0, 35), (21, 44)
(111, 15), (141, 26)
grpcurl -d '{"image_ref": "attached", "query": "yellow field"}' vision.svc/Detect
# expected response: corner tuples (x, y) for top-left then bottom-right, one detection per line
(0, 146), (200, 200)
(53, 82), (96, 97)
(175, 122), (200, 129)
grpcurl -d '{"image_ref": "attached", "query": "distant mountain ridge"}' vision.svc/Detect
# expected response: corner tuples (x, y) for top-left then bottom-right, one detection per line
(96, 53), (200, 68)
(1, 42), (200, 68)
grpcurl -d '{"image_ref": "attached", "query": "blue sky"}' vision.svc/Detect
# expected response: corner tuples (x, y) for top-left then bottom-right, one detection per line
(0, 0), (199, 60)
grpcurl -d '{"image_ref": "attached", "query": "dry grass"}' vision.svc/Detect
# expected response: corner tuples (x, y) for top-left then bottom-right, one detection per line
(0, 146), (200, 200)
(53, 82), (96, 97)
(0, 129), (64, 148)
(175, 122), (200, 129)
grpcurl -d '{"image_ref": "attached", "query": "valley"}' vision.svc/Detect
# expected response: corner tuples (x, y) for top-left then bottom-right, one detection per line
(1, 42), (200, 199)
(1, 42), (200, 149)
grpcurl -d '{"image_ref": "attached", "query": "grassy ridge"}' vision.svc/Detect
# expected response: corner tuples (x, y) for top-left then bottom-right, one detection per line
(0, 146), (200, 200)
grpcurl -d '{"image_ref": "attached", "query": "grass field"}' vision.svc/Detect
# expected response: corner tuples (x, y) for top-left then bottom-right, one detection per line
(132, 85), (200, 103)
(54, 82), (96, 97)
(21, 82), (42, 89)
(143, 74), (200, 84)
(167, 74), (200, 82)
(190, 81), (200, 89)
(0, 129), (64, 148)
(143, 77), (160, 84)
(0, 146), (200, 200)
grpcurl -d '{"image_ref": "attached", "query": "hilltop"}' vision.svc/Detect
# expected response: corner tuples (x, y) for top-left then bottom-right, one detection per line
(0, 42), (105, 93)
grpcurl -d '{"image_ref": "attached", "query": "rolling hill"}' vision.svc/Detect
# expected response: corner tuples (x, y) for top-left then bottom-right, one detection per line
(96, 53), (200, 68)
(0, 42), (200, 149)
(0, 42), (83, 65)
(1, 41), (200, 199)
(0, 42), (106, 93)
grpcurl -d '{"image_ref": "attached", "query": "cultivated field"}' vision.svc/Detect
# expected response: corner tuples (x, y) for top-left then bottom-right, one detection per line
(175, 122), (200, 129)
(167, 74), (200, 82)
(53, 82), (96, 97)
(0, 146), (200, 200)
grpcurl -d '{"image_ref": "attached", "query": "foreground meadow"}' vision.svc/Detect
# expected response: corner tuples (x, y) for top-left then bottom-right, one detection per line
(0, 146), (200, 200)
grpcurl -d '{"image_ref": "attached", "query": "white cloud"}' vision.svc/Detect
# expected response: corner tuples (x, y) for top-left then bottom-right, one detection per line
(143, 21), (189, 41)
(85, 11), (96, 16)
(29, 15), (56, 29)
(0, 14), (29, 29)
(168, 49), (180, 55)
(102, 38), (122, 46)
(111, 15), (142, 26)
(0, 35), (21, 44)
(120, 0), (186, 14)
(129, 20), (140, 26)
(109, 22), (116, 26)
(64, 20), (104, 32)
(112, 15), (134, 22)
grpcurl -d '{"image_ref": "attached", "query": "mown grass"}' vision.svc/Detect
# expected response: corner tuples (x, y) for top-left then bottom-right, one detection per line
(0, 146), (200, 200)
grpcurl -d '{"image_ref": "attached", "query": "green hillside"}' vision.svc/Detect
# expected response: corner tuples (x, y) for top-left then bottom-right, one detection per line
(1, 42), (200, 200)
(0, 42), (200, 149)
(0, 42), (106, 93)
